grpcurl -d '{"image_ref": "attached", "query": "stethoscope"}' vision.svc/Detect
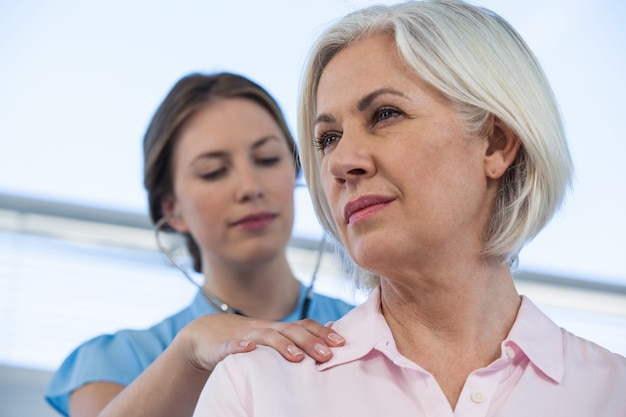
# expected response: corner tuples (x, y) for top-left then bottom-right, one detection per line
(154, 214), (325, 320)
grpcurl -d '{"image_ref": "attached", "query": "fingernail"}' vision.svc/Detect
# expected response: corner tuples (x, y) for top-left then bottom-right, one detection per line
(239, 340), (253, 348)
(287, 344), (304, 358)
(314, 343), (331, 357)
(327, 333), (344, 344)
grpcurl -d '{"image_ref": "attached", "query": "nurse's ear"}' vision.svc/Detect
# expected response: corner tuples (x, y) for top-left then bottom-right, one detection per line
(160, 195), (189, 233)
(483, 116), (520, 179)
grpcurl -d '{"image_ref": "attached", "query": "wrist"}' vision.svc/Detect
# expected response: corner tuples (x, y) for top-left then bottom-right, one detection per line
(171, 326), (213, 377)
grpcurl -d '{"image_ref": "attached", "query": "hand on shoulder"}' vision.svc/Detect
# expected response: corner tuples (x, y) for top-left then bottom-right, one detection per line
(178, 314), (346, 373)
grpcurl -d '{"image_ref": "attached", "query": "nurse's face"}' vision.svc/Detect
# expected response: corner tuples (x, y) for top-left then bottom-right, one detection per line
(170, 97), (296, 268)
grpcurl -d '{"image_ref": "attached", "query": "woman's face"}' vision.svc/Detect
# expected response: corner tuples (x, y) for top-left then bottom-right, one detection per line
(314, 34), (496, 277)
(169, 98), (296, 269)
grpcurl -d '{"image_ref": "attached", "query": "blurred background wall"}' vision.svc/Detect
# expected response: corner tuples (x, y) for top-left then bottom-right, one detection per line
(1, 1), (625, 416)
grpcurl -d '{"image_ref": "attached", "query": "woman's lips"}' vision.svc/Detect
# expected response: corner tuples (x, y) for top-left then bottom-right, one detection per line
(231, 212), (277, 231)
(343, 195), (395, 224)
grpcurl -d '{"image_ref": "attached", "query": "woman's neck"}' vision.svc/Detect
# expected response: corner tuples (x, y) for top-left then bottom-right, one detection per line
(201, 253), (300, 320)
(381, 259), (520, 343)
(379, 261), (521, 410)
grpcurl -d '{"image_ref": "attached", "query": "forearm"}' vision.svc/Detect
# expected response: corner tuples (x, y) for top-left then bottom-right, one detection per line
(68, 314), (345, 417)
(97, 336), (210, 417)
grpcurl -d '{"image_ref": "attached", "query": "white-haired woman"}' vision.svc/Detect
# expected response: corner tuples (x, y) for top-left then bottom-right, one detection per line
(193, 1), (626, 415)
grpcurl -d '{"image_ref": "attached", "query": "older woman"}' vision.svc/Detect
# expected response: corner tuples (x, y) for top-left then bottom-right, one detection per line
(193, 1), (626, 416)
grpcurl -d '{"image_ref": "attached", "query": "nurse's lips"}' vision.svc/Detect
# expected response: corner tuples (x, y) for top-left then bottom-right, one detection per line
(343, 195), (395, 224)
(231, 212), (277, 230)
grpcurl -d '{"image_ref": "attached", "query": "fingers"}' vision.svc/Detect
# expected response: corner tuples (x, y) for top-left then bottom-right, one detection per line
(263, 320), (346, 363)
(187, 314), (347, 372)
(226, 340), (257, 354)
(243, 326), (308, 362)
(294, 318), (346, 346)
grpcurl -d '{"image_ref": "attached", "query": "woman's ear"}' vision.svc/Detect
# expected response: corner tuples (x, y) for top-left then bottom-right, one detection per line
(160, 195), (188, 233)
(484, 116), (520, 179)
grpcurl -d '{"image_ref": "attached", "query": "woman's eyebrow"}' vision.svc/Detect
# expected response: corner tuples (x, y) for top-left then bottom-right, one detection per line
(251, 135), (281, 150)
(191, 150), (227, 166)
(313, 114), (335, 128)
(192, 135), (282, 163)
(357, 87), (406, 111)
(313, 87), (408, 127)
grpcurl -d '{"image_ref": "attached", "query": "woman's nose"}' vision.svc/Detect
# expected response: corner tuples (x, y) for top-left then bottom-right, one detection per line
(326, 128), (375, 185)
(235, 168), (264, 202)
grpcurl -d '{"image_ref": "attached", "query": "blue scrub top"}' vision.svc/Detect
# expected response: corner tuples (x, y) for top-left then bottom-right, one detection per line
(45, 282), (353, 416)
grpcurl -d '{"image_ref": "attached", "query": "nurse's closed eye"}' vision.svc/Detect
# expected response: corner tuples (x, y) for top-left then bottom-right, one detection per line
(201, 167), (227, 180)
(256, 156), (281, 166)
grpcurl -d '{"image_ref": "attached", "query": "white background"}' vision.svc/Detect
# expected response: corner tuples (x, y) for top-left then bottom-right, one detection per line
(1, 0), (625, 285)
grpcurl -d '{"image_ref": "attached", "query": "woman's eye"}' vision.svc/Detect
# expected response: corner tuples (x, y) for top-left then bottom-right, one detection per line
(256, 156), (280, 166)
(200, 167), (226, 180)
(373, 107), (401, 124)
(313, 131), (341, 155)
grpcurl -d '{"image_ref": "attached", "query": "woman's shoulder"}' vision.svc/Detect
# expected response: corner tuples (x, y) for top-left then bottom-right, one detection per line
(561, 328), (626, 369)
(46, 295), (208, 397)
(45, 295), (211, 414)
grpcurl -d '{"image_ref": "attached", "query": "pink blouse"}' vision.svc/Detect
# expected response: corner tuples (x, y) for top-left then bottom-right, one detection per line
(194, 287), (626, 417)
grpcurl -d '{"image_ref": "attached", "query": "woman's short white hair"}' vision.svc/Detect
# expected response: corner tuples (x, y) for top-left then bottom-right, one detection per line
(298, 0), (573, 289)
